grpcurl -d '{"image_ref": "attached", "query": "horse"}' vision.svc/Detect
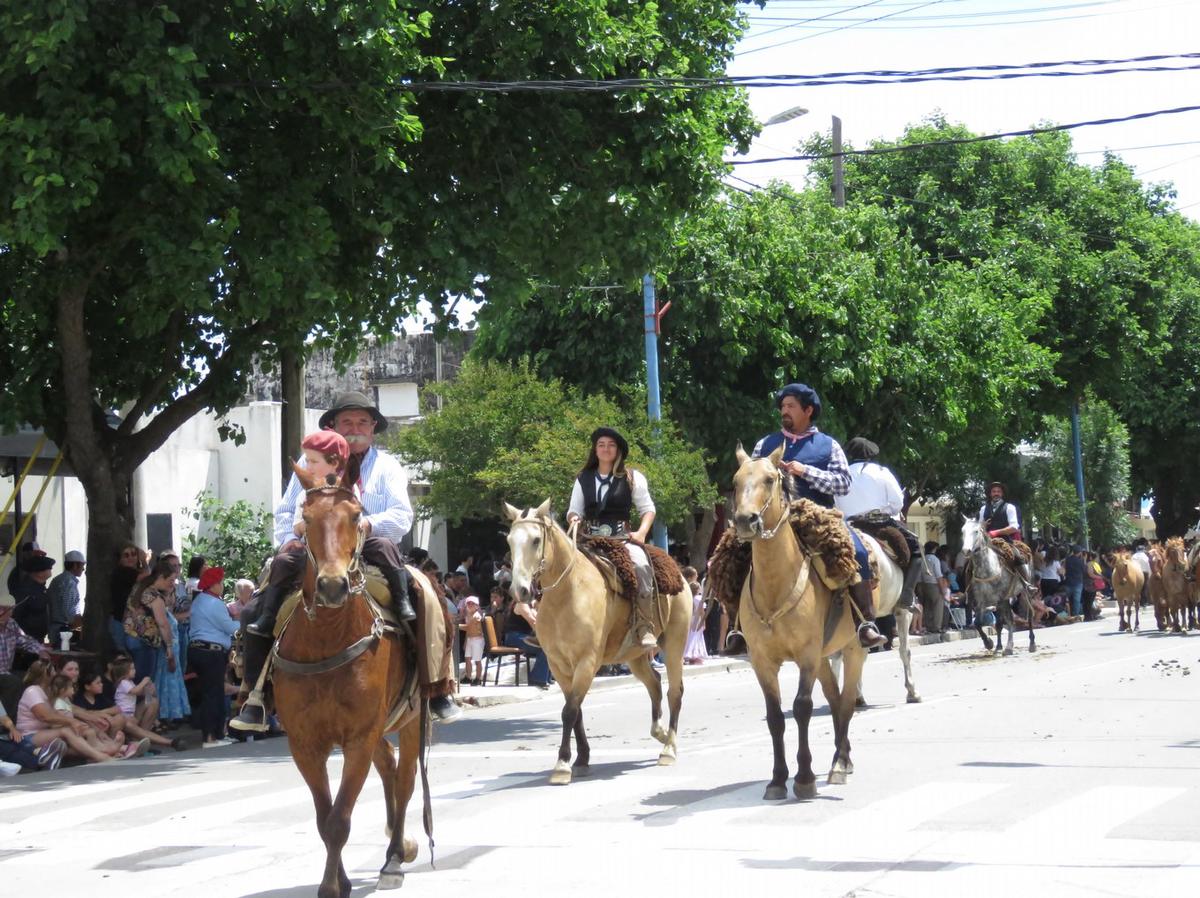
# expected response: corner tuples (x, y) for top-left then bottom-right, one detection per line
(503, 500), (691, 785)
(1161, 538), (1191, 634)
(272, 465), (429, 898)
(829, 528), (920, 704)
(1186, 541), (1200, 631)
(1110, 550), (1143, 633)
(731, 444), (865, 801)
(961, 517), (1036, 656)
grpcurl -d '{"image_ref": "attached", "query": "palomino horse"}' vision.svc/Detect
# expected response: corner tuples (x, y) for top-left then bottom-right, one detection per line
(1161, 538), (1191, 634)
(1110, 550), (1143, 632)
(1186, 541), (1200, 631)
(1148, 544), (1170, 631)
(831, 529), (920, 705)
(504, 500), (691, 785)
(961, 517), (1036, 656)
(273, 465), (428, 898)
(732, 445), (865, 801)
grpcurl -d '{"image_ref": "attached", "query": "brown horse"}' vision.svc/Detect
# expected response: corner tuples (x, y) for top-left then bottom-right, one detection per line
(1110, 551), (1143, 633)
(731, 445), (865, 801)
(1148, 544), (1171, 631)
(1162, 538), (1191, 634)
(272, 464), (428, 898)
(504, 500), (691, 785)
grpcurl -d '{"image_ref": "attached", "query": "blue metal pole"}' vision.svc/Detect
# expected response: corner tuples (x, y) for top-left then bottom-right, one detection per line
(1070, 400), (1090, 550)
(643, 274), (668, 550)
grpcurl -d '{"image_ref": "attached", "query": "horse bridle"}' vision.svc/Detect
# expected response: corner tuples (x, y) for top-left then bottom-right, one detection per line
(747, 465), (791, 540)
(299, 484), (367, 621)
(510, 515), (577, 598)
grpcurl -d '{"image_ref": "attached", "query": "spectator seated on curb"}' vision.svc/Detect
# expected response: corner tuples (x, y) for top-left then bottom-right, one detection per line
(70, 664), (185, 752)
(15, 661), (118, 765)
(1, 698), (59, 773)
(110, 658), (161, 733)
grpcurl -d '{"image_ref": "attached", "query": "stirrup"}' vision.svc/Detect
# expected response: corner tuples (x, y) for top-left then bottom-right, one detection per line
(857, 620), (887, 648)
(229, 692), (270, 733)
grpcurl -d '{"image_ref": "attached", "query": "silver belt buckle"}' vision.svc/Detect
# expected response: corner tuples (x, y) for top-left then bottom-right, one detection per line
(592, 524), (614, 537)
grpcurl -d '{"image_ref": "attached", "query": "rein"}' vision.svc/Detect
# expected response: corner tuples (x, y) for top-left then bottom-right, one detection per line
(511, 516), (577, 597)
(300, 485), (367, 622)
(750, 469), (792, 540)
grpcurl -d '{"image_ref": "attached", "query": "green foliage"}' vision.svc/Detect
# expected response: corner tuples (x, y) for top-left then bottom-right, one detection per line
(181, 491), (273, 585)
(388, 359), (717, 532)
(1019, 395), (1137, 548)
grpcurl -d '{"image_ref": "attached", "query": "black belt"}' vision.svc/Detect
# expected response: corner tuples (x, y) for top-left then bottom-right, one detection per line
(190, 640), (229, 652)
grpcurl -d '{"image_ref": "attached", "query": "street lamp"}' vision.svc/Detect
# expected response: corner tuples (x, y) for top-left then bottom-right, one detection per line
(763, 105), (808, 127)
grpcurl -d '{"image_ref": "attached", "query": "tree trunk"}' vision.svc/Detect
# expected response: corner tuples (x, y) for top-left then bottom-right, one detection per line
(684, 504), (719, 569)
(1150, 478), (1194, 538)
(78, 468), (135, 652)
(280, 347), (305, 490)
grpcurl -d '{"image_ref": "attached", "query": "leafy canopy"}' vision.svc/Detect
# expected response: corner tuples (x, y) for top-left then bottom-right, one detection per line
(389, 358), (717, 530)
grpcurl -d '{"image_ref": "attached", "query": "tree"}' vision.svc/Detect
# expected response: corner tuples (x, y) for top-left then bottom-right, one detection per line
(389, 358), (717, 556)
(474, 186), (1055, 505)
(181, 491), (274, 587)
(0, 2), (755, 647)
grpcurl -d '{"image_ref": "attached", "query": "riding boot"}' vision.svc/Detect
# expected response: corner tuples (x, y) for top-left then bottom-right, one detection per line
(896, 560), (922, 611)
(849, 580), (887, 649)
(634, 590), (659, 650)
(383, 566), (417, 622)
(229, 632), (273, 733)
(245, 584), (287, 639)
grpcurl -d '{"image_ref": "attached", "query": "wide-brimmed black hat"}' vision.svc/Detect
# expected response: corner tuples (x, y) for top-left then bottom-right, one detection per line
(986, 481), (1007, 496)
(318, 390), (388, 433)
(846, 437), (879, 461)
(590, 427), (629, 458)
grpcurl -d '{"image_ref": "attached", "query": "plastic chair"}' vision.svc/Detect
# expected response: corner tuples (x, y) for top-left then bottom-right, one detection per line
(483, 616), (529, 686)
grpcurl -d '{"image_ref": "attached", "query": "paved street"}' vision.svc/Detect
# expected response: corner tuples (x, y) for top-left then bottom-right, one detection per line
(3, 617), (1198, 898)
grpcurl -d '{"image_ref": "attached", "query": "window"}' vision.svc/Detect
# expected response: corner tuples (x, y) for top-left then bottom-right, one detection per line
(146, 513), (174, 557)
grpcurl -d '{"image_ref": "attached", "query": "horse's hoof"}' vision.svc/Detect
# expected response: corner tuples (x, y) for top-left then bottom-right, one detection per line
(377, 872), (405, 891)
(763, 783), (788, 801)
(657, 749), (676, 767)
(794, 780), (819, 800)
(1028, 645), (1038, 653)
(403, 836), (418, 864)
(993, 648), (1003, 657)
(827, 769), (847, 786)
(548, 762), (573, 786)
(1002, 647), (1014, 656)
(854, 696), (868, 709)
(572, 764), (591, 778)
(907, 692), (922, 704)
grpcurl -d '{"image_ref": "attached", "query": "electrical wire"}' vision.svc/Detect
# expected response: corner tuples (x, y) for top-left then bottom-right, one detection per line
(728, 104), (1200, 165)
(744, 0), (893, 44)
(737, 0), (954, 56)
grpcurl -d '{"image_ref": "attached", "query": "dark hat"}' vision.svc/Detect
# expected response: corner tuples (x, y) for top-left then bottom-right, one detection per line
(27, 556), (55, 572)
(775, 383), (822, 420)
(846, 437), (879, 461)
(590, 427), (629, 458)
(986, 481), (1007, 496)
(318, 391), (388, 433)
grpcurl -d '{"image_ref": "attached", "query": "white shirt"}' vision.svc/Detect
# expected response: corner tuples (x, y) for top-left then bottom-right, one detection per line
(978, 501), (1020, 531)
(273, 445), (413, 546)
(568, 469), (654, 521)
(835, 461), (904, 518)
(1132, 550), (1151, 575)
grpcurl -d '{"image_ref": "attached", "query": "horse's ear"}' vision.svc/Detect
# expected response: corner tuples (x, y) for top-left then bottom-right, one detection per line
(767, 443), (786, 467)
(962, 513), (971, 524)
(294, 461), (318, 491)
(535, 498), (552, 518)
(735, 442), (750, 467)
(502, 502), (521, 522)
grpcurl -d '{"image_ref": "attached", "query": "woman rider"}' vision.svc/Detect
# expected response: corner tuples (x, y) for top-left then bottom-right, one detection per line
(566, 428), (659, 650)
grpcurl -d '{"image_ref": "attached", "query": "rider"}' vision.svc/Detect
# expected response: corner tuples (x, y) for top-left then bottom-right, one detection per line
(978, 482), (1021, 543)
(751, 384), (886, 649)
(834, 437), (923, 613)
(230, 392), (459, 731)
(566, 427), (659, 650)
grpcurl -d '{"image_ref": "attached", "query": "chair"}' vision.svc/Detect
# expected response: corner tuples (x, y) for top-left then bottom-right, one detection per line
(483, 616), (529, 686)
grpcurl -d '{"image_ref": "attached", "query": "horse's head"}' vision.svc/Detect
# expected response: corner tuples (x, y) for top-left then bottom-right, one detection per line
(503, 499), (554, 603)
(731, 442), (787, 541)
(296, 463), (363, 607)
(961, 515), (985, 554)
(1111, 550), (1131, 582)
(1166, 536), (1186, 566)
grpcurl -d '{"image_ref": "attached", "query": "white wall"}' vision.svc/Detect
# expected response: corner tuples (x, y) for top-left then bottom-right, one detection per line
(376, 382), (419, 418)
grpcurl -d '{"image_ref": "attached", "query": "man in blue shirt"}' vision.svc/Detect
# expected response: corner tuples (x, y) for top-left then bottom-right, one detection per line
(752, 383), (886, 649)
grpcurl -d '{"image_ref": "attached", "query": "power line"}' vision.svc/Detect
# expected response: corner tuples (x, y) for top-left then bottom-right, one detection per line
(741, 0), (892, 44)
(737, 0), (955, 56)
(728, 104), (1200, 165)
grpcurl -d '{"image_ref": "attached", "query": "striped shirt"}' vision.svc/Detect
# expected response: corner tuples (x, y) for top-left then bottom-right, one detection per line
(273, 445), (414, 546)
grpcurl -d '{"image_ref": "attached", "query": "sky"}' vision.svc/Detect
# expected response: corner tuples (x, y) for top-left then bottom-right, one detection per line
(728, 0), (1200, 219)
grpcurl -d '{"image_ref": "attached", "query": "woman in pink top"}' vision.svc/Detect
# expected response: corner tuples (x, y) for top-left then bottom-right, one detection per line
(16, 661), (115, 764)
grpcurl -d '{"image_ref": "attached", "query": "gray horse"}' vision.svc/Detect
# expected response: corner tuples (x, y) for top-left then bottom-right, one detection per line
(962, 517), (1037, 656)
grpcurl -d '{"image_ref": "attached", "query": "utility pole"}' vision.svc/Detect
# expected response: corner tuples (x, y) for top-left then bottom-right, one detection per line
(643, 274), (669, 550)
(1070, 399), (1090, 549)
(832, 115), (845, 208)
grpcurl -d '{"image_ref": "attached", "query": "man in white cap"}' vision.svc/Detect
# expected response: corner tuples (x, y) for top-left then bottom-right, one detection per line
(47, 551), (86, 647)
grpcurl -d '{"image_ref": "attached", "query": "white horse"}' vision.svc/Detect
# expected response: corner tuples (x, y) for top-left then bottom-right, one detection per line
(830, 529), (920, 704)
(962, 517), (1037, 656)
